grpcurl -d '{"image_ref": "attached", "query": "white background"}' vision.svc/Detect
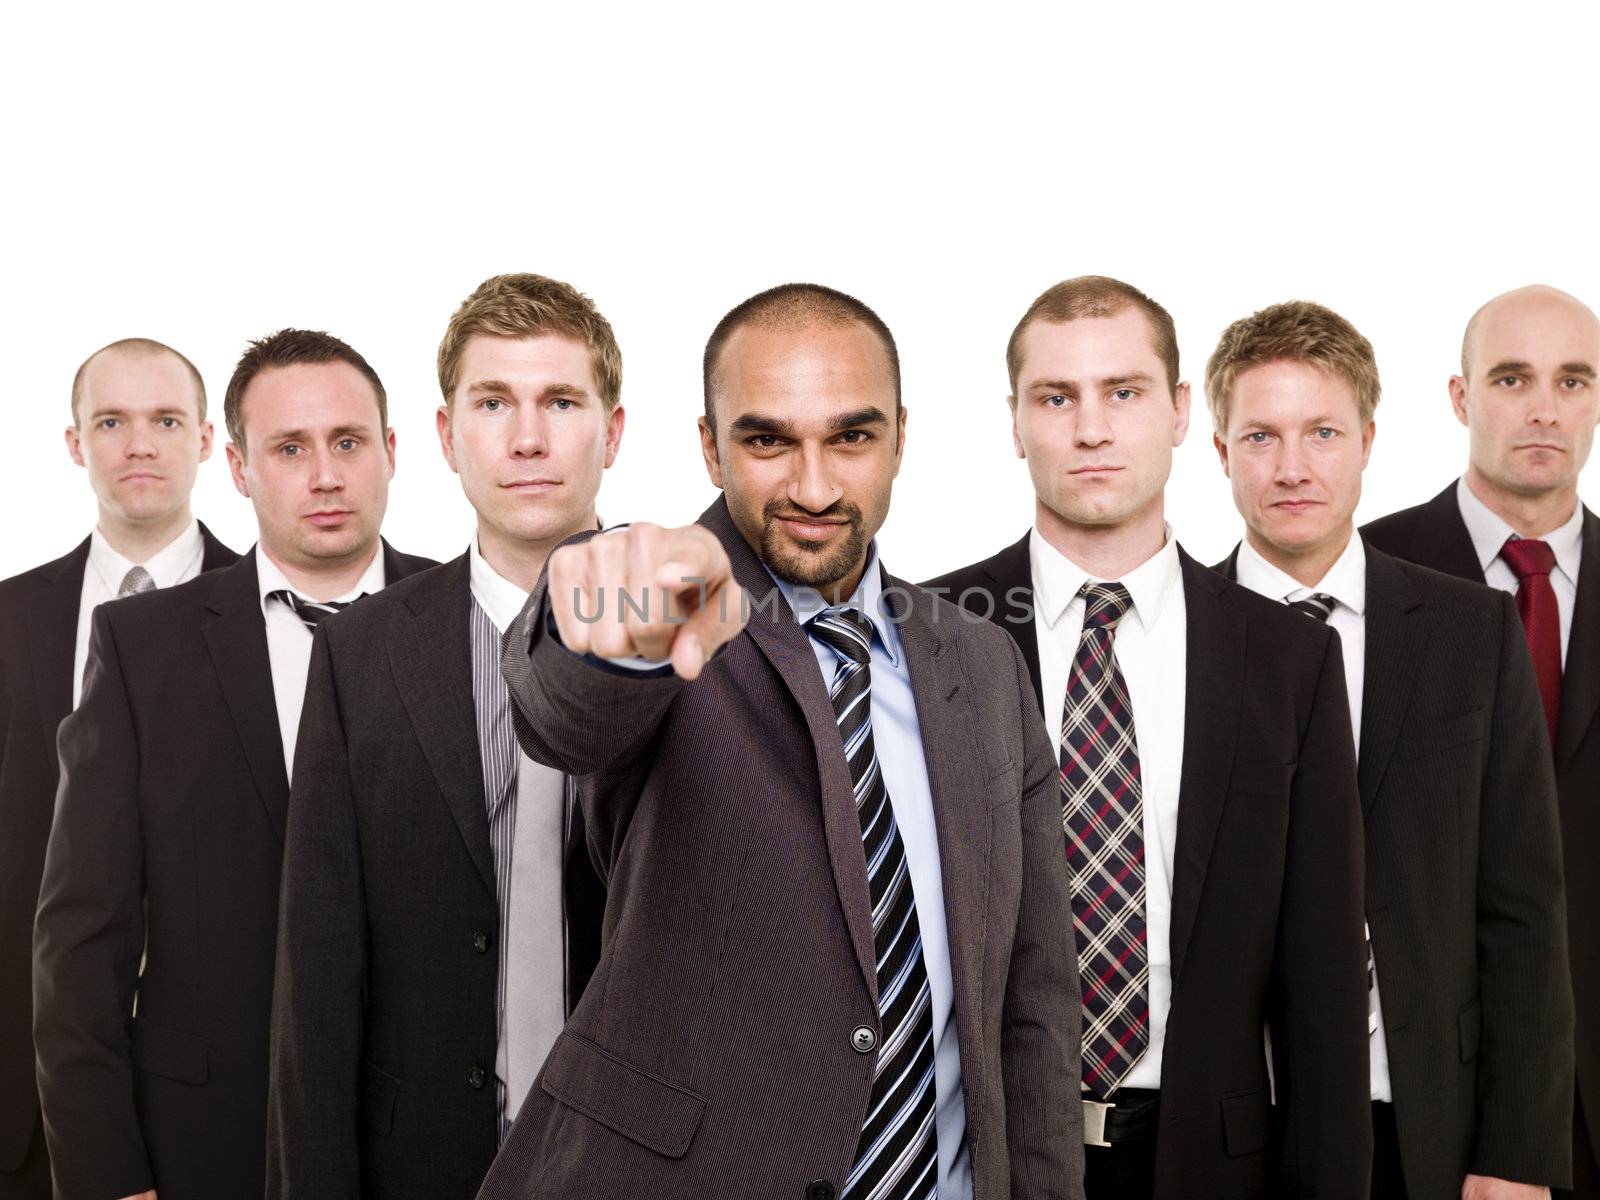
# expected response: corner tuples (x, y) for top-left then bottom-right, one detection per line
(4, 1), (1597, 583)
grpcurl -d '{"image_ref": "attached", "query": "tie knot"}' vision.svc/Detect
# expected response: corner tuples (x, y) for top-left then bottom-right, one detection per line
(1288, 592), (1337, 623)
(117, 565), (155, 598)
(805, 607), (873, 665)
(1079, 582), (1133, 630)
(269, 589), (359, 631)
(1499, 537), (1556, 581)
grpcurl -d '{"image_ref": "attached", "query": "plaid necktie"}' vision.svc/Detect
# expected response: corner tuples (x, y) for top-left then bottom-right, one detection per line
(806, 609), (939, 1200)
(268, 589), (361, 631)
(1061, 582), (1149, 1098)
(117, 565), (155, 598)
(1283, 591), (1378, 1035)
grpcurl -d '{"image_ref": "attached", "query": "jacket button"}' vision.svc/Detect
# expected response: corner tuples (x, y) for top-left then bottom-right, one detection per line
(468, 1066), (486, 1089)
(804, 1181), (835, 1200)
(473, 931), (489, 953)
(851, 1025), (877, 1054)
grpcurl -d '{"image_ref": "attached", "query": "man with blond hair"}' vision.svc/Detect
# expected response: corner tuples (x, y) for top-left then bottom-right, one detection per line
(1210, 299), (1573, 1200)
(1364, 285), (1600, 1200)
(0, 339), (237, 1200)
(267, 274), (619, 1198)
(928, 276), (1371, 1199)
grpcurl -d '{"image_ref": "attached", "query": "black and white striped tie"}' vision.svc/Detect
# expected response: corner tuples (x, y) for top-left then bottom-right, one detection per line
(1288, 592), (1337, 623)
(268, 589), (360, 631)
(805, 608), (939, 1200)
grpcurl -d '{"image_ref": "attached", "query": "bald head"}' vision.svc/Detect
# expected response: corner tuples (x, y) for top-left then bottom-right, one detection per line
(1460, 285), (1600, 379)
(72, 337), (207, 426)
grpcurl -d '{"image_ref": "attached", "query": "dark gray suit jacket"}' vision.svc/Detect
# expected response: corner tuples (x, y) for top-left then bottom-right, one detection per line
(481, 496), (1086, 1200)
(1217, 539), (1575, 1196)
(267, 553), (604, 1200)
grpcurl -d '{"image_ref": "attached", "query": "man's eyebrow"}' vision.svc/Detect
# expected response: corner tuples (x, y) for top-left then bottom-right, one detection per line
(728, 413), (795, 436)
(1484, 360), (1532, 376)
(1027, 379), (1080, 396)
(1559, 362), (1597, 378)
(1100, 372), (1156, 389)
(828, 406), (890, 431)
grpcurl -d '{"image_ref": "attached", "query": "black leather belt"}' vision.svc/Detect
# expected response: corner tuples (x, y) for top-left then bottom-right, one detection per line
(1082, 1087), (1162, 1147)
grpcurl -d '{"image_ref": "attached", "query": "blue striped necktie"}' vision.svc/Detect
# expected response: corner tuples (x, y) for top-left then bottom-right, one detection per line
(806, 608), (939, 1200)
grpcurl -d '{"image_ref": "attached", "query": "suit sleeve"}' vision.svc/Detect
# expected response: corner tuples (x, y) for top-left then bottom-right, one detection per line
(999, 633), (1087, 1200)
(32, 605), (155, 1197)
(1469, 591), (1575, 1184)
(1269, 628), (1372, 1200)
(266, 627), (366, 1198)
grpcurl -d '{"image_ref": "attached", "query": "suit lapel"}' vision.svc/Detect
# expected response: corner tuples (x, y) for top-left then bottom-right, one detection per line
(201, 554), (291, 841)
(390, 555), (496, 895)
(1356, 545), (1426, 810)
(197, 521), (239, 571)
(982, 532), (1042, 709)
(1556, 506), (1600, 766)
(1409, 483), (1486, 582)
(26, 539), (90, 757)
(1170, 552), (1245, 984)
(889, 575), (988, 1127)
(701, 497), (879, 1001)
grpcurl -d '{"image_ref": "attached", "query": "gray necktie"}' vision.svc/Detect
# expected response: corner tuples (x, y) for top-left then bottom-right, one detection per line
(117, 566), (155, 597)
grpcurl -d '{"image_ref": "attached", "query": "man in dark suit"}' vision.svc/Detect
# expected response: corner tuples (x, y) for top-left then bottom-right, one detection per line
(33, 329), (433, 1200)
(1208, 299), (1573, 1199)
(1363, 285), (1600, 1200)
(481, 283), (1086, 1200)
(0, 339), (237, 1200)
(267, 275), (619, 1198)
(927, 277), (1371, 1200)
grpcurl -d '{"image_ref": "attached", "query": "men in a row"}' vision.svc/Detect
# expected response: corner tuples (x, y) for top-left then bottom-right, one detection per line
(1364, 285), (1600, 1200)
(930, 277), (1372, 1198)
(33, 330), (434, 1199)
(1208, 299), (1574, 1199)
(0, 340), (237, 1199)
(483, 283), (1088, 1199)
(266, 275), (616, 1198)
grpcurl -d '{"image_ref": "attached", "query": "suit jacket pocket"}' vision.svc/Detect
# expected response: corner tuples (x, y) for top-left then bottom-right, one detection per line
(1220, 1085), (1271, 1157)
(1458, 998), (1481, 1063)
(540, 1030), (706, 1158)
(362, 1058), (399, 1136)
(129, 1018), (208, 1085)
(1227, 762), (1295, 796)
(1396, 709), (1487, 762)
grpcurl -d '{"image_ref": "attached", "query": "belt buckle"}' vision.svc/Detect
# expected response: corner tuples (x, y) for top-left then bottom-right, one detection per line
(1082, 1098), (1113, 1148)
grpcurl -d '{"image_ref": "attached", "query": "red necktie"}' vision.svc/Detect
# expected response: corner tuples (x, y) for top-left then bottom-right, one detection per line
(1499, 538), (1562, 744)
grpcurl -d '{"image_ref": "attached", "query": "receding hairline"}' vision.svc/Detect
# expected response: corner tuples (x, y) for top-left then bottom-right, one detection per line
(1460, 284), (1600, 376)
(72, 337), (206, 424)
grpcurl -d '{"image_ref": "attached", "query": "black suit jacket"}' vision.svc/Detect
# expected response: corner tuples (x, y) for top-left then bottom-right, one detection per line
(927, 535), (1372, 1200)
(32, 541), (432, 1200)
(1365, 483), (1600, 1160)
(0, 525), (237, 1176)
(1216, 539), (1575, 1195)
(266, 553), (603, 1199)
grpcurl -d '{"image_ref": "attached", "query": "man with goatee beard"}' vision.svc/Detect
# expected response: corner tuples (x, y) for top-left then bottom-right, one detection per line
(479, 283), (1086, 1200)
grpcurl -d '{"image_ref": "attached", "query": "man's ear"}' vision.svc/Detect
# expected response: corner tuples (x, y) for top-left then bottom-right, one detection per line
(65, 425), (84, 468)
(1213, 432), (1231, 478)
(698, 416), (723, 489)
(225, 442), (251, 498)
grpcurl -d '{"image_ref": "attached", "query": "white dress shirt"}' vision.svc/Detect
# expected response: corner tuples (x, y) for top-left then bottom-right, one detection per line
(73, 520), (206, 706)
(1030, 527), (1185, 1093)
(1232, 534), (1393, 1101)
(469, 541), (567, 1126)
(1456, 476), (1584, 666)
(257, 545), (386, 780)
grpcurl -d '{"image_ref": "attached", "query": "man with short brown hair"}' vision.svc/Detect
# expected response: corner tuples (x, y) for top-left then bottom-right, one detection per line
(0, 339), (237, 1200)
(1210, 299), (1574, 1200)
(268, 274), (618, 1198)
(33, 329), (432, 1200)
(1364, 285), (1600, 1200)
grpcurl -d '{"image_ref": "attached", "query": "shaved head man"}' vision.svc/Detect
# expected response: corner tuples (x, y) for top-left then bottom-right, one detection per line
(1366, 285), (1600, 1200)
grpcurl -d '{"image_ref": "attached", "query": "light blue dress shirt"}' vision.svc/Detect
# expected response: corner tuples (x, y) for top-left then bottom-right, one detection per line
(772, 543), (972, 1200)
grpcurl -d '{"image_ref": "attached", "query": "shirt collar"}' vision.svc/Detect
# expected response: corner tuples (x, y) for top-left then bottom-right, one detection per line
(256, 542), (386, 616)
(469, 540), (532, 634)
(87, 518), (204, 594)
(1456, 475), (1584, 587)
(767, 541), (902, 668)
(1234, 532), (1367, 616)
(1029, 525), (1181, 633)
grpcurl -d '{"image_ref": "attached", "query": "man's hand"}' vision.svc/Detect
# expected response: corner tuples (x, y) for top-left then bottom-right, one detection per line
(1462, 1175), (1550, 1199)
(548, 523), (746, 680)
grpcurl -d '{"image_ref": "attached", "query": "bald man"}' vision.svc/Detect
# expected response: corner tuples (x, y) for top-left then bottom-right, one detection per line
(0, 340), (238, 1198)
(1365, 285), (1600, 1200)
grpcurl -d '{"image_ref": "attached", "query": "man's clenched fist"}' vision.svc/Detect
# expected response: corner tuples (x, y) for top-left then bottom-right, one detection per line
(547, 523), (747, 680)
